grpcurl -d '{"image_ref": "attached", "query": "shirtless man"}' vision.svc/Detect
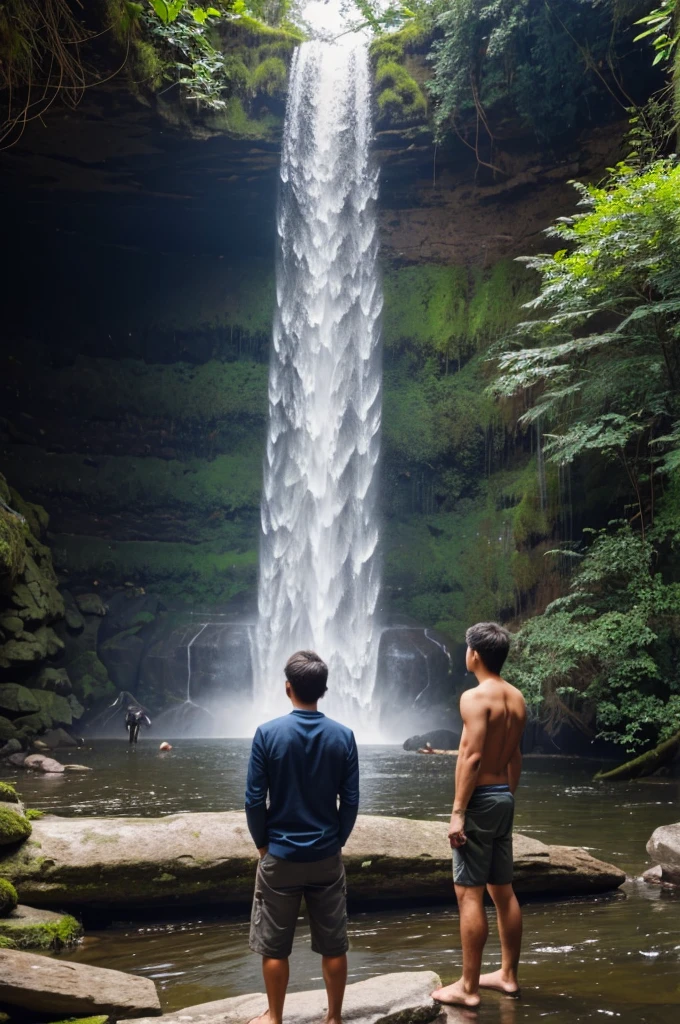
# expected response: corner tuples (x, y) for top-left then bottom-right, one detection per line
(433, 621), (526, 1010)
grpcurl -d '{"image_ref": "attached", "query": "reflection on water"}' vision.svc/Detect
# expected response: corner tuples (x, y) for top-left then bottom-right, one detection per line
(2, 740), (679, 1021)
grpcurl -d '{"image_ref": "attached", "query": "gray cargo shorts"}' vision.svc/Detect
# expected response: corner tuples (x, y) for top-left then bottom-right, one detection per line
(249, 851), (348, 959)
(453, 785), (515, 888)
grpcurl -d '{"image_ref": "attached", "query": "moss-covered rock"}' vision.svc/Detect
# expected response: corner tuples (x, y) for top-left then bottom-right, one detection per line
(0, 905), (82, 950)
(65, 651), (115, 705)
(0, 806), (31, 847)
(0, 935), (17, 949)
(0, 684), (39, 715)
(0, 505), (27, 593)
(0, 878), (19, 916)
(0, 716), (19, 743)
(0, 782), (19, 804)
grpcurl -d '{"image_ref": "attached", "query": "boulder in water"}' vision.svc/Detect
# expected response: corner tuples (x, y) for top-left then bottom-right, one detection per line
(122, 971), (441, 1024)
(403, 729), (460, 751)
(646, 822), (680, 885)
(0, 948), (161, 1017)
(0, 811), (625, 910)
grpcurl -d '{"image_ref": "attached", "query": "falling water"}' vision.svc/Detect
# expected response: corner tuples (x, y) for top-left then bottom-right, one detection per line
(255, 38), (383, 729)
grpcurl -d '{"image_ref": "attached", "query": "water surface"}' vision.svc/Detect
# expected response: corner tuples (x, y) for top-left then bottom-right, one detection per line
(3, 741), (679, 1021)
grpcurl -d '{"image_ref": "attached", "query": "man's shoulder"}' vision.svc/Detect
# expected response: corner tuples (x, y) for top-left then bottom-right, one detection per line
(257, 714), (293, 737)
(322, 715), (355, 743)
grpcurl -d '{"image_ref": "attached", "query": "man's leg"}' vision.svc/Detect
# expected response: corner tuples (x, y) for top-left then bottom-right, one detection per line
(432, 885), (487, 1008)
(305, 855), (349, 1024)
(322, 954), (347, 1024)
(479, 883), (522, 995)
(251, 956), (289, 1024)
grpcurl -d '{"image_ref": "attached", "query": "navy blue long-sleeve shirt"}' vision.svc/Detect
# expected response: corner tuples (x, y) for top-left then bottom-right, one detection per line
(245, 709), (360, 862)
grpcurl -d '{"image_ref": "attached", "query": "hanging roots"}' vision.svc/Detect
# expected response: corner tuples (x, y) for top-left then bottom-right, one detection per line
(0, 0), (98, 149)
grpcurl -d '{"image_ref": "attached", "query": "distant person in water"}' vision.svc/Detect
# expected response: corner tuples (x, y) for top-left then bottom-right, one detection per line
(432, 622), (527, 1010)
(245, 650), (359, 1024)
(125, 705), (151, 745)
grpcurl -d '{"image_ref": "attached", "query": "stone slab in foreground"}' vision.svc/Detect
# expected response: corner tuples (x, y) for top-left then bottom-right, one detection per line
(0, 812), (625, 911)
(121, 971), (441, 1024)
(646, 821), (680, 885)
(0, 948), (161, 1017)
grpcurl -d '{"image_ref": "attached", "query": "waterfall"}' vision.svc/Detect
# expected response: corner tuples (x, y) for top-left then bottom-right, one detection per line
(255, 38), (383, 729)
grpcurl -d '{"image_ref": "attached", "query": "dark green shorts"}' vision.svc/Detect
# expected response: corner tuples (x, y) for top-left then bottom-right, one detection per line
(249, 851), (348, 959)
(453, 785), (515, 888)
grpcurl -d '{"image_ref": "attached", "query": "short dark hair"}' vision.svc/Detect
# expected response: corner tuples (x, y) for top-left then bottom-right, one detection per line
(285, 650), (328, 703)
(465, 622), (511, 675)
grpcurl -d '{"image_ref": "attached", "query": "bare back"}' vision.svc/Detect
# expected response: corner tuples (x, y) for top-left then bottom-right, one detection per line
(460, 678), (526, 787)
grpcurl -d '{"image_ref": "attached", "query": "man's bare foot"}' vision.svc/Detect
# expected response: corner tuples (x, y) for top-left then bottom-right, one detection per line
(478, 969), (520, 996)
(432, 981), (481, 1009)
(248, 1012), (277, 1024)
(325, 1016), (342, 1024)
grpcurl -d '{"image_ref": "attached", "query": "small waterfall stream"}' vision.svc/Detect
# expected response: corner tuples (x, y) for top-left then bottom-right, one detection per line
(255, 38), (383, 728)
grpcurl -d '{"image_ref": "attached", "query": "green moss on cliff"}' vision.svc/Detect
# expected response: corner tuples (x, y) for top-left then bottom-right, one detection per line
(2, 451), (262, 518)
(383, 261), (537, 359)
(39, 357), (268, 428)
(52, 537), (257, 602)
(371, 21), (430, 127)
(0, 502), (27, 591)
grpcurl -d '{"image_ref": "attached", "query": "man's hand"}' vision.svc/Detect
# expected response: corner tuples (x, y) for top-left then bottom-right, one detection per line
(258, 846), (269, 859)
(449, 810), (467, 849)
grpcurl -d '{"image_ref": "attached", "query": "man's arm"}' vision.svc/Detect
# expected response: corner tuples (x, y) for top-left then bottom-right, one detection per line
(244, 727), (269, 855)
(507, 746), (522, 794)
(449, 690), (488, 848)
(338, 734), (360, 847)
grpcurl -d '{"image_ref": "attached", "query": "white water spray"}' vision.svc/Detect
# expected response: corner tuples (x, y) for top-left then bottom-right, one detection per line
(255, 38), (383, 730)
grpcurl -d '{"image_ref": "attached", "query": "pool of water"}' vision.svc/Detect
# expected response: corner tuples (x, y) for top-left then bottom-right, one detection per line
(3, 740), (679, 1022)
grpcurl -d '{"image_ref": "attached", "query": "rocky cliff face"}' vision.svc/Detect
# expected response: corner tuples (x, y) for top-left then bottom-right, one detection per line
(0, 40), (636, 733)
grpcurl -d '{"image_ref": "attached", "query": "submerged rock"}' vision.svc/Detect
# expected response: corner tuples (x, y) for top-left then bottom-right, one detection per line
(0, 812), (625, 911)
(122, 971), (441, 1024)
(403, 729), (459, 751)
(0, 948), (161, 1017)
(75, 593), (107, 617)
(646, 821), (680, 885)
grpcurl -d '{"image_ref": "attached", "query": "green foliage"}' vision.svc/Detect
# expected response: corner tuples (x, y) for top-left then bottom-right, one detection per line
(428, 0), (644, 142)
(0, 504), (27, 590)
(495, 160), (680, 529)
(25, 808), (44, 821)
(634, 0), (679, 65)
(0, 806), (32, 846)
(509, 520), (680, 750)
(0, 878), (18, 916)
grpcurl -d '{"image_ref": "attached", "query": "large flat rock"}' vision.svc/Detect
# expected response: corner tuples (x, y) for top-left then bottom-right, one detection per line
(0, 948), (161, 1017)
(121, 971), (442, 1024)
(0, 812), (625, 911)
(0, 903), (83, 950)
(646, 821), (680, 884)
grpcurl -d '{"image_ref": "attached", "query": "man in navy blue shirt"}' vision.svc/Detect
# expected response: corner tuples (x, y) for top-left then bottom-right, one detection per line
(245, 650), (360, 1024)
